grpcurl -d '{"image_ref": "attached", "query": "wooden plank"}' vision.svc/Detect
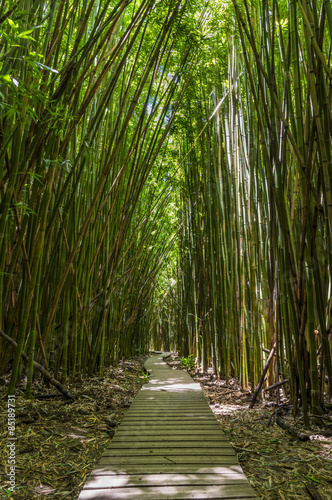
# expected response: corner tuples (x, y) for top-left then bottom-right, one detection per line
(134, 392), (204, 396)
(123, 413), (216, 418)
(120, 420), (219, 426)
(127, 407), (210, 410)
(115, 428), (222, 433)
(109, 440), (230, 448)
(124, 408), (214, 413)
(130, 403), (209, 407)
(111, 434), (228, 442)
(78, 484), (257, 499)
(129, 402), (209, 405)
(84, 465), (246, 475)
(113, 430), (225, 437)
(134, 400), (207, 405)
(122, 416), (217, 420)
(131, 400), (207, 404)
(133, 398), (206, 402)
(128, 403), (211, 406)
(99, 456), (239, 465)
(121, 421), (218, 426)
(121, 416), (220, 428)
(101, 448), (236, 457)
(126, 409), (210, 413)
(83, 473), (250, 488)
(134, 393), (205, 396)
(130, 401), (207, 405)
(130, 401), (208, 404)
(125, 409), (212, 414)
(121, 422), (219, 432)
(124, 414), (213, 418)
(125, 412), (212, 416)
(130, 399), (207, 402)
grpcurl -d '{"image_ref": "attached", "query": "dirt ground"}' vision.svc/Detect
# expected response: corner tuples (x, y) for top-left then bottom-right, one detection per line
(1, 353), (332, 500)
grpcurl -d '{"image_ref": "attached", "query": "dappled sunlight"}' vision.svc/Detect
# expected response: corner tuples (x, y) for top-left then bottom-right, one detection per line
(86, 464), (245, 480)
(211, 403), (245, 416)
(141, 361), (203, 392)
(87, 465), (244, 477)
(82, 466), (255, 499)
(141, 381), (202, 392)
(80, 484), (254, 500)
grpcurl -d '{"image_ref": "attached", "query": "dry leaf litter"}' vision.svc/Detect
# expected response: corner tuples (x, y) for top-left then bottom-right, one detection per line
(0, 356), (148, 499)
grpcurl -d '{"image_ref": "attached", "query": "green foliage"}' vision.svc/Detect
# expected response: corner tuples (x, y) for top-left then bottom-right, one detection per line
(0, 0), (207, 391)
(1, 0), (331, 423)
(180, 355), (195, 370)
(141, 371), (150, 382)
(136, 370), (150, 387)
(157, 0), (332, 420)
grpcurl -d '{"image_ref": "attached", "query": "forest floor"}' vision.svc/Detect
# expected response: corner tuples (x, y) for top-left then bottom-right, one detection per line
(0, 356), (148, 499)
(166, 354), (332, 500)
(1, 353), (332, 500)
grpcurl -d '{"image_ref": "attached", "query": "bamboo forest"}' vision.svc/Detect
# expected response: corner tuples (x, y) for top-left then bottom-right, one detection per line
(1, 0), (332, 498)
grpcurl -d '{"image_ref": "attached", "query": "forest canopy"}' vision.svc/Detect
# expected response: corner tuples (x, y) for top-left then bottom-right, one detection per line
(1, 0), (332, 422)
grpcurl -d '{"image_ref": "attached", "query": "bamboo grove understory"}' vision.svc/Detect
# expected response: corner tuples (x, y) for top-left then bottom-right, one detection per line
(1, 0), (332, 422)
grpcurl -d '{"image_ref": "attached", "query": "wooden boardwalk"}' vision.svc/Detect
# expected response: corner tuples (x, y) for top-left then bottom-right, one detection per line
(78, 353), (257, 499)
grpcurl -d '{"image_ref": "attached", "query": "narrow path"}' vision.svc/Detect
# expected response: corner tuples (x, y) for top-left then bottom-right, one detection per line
(78, 353), (257, 499)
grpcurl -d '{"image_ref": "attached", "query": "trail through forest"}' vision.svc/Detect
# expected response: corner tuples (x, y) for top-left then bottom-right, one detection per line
(1, 0), (332, 497)
(1, 353), (331, 499)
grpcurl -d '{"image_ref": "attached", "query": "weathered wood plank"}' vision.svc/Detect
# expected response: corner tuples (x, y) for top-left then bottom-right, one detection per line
(126, 409), (210, 413)
(83, 473), (249, 489)
(115, 428), (222, 433)
(127, 408), (210, 412)
(111, 434), (228, 441)
(134, 393), (205, 396)
(123, 412), (215, 422)
(130, 402), (207, 406)
(134, 393), (205, 397)
(84, 465), (246, 475)
(126, 412), (212, 415)
(78, 484), (257, 499)
(99, 456), (239, 465)
(122, 416), (217, 420)
(129, 402), (209, 405)
(120, 418), (219, 424)
(126, 407), (209, 414)
(129, 401), (208, 404)
(131, 400), (207, 405)
(118, 424), (221, 430)
(121, 421), (218, 426)
(109, 440), (230, 448)
(125, 413), (212, 417)
(130, 399), (208, 402)
(101, 447), (236, 457)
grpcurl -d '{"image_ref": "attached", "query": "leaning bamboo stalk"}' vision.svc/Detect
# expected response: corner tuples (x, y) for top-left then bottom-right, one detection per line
(249, 342), (277, 408)
(0, 329), (74, 400)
